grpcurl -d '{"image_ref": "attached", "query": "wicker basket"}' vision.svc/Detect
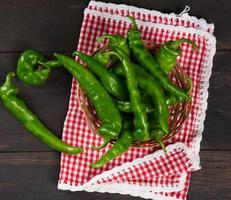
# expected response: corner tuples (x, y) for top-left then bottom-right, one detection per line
(76, 44), (192, 148)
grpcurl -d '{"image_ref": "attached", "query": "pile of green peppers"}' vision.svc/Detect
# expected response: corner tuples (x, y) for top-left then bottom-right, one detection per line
(0, 17), (197, 168)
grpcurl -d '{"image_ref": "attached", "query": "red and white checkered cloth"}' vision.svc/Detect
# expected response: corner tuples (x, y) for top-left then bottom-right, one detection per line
(58, 1), (216, 200)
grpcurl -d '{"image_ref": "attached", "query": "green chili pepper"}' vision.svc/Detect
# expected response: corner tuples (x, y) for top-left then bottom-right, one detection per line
(106, 47), (150, 141)
(97, 34), (150, 141)
(155, 39), (198, 73)
(133, 68), (169, 133)
(0, 72), (83, 154)
(73, 51), (127, 100)
(93, 34), (130, 67)
(112, 62), (169, 133)
(150, 128), (166, 152)
(54, 53), (122, 147)
(97, 34), (130, 55)
(127, 17), (189, 100)
(91, 130), (133, 168)
(149, 112), (166, 152)
(129, 71), (169, 133)
(16, 49), (61, 86)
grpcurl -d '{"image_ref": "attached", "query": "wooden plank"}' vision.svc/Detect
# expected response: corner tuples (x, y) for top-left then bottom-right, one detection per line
(0, 151), (230, 200)
(0, 0), (229, 51)
(0, 51), (230, 151)
(0, 0), (87, 52)
(202, 51), (231, 149)
(188, 150), (231, 199)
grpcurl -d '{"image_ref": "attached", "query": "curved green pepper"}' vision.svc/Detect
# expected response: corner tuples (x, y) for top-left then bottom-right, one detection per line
(112, 62), (169, 133)
(127, 17), (189, 100)
(97, 34), (130, 55)
(0, 73), (83, 154)
(150, 128), (166, 152)
(106, 47), (150, 141)
(73, 51), (127, 100)
(91, 129), (133, 168)
(93, 34), (130, 67)
(54, 53), (122, 147)
(130, 69), (169, 133)
(155, 39), (198, 73)
(149, 112), (166, 152)
(17, 49), (61, 86)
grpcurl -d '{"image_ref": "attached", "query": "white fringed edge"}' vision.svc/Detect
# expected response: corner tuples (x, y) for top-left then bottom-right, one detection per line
(83, 143), (190, 191)
(58, 172), (187, 193)
(58, 143), (190, 199)
(58, 182), (184, 200)
(58, 5), (216, 199)
(58, 183), (181, 200)
(89, 0), (214, 34)
(189, 18), (217, 170)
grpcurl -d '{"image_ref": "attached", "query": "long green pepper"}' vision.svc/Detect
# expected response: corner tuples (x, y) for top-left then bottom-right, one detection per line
(97, 34), (130, 55)
(73, 51), (127, 100)
(0, 73), (83, 154)
(91, 129), (133, 168)
(54, 53), (122, 147)
(106, 47), (150, 141)
(93, 34), (131, 67)
(127, 17), (189, 100)
(149, 112), (167, 152)
(112, 62), (169, 133)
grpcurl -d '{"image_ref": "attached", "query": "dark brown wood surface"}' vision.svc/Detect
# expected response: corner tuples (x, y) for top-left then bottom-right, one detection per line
(0, 0), (230, 199)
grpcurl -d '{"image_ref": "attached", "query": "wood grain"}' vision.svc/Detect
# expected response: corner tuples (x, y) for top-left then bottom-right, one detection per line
(0, 151), (230, 200)
(202, 51), (231, 149)
(0, 0), (87, 52)
(0, 0), (229, 51)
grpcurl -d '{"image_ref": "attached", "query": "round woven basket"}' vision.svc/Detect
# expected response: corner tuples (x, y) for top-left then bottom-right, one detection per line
(76, 44), (192, 148)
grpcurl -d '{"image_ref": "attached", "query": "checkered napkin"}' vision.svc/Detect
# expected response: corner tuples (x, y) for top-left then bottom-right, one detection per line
(58, 1), (216, 199)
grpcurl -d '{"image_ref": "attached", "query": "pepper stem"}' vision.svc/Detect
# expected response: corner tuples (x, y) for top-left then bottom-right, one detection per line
(156, 138), (167, 153)
(0, 72), (19, 96)
(105, 50), (123, 61)
(5, 72), (15, 85)
(128, 16), (138, 30)
(91, 135), (111, 150)
(169, 38), (198, 50)
(45, 60), (62, 68)
(38, 61), (50, 69)
(97, 35), (115, 43)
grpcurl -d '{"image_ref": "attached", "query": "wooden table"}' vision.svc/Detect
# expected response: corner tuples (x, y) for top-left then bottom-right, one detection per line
(0, 1), (230, 199)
